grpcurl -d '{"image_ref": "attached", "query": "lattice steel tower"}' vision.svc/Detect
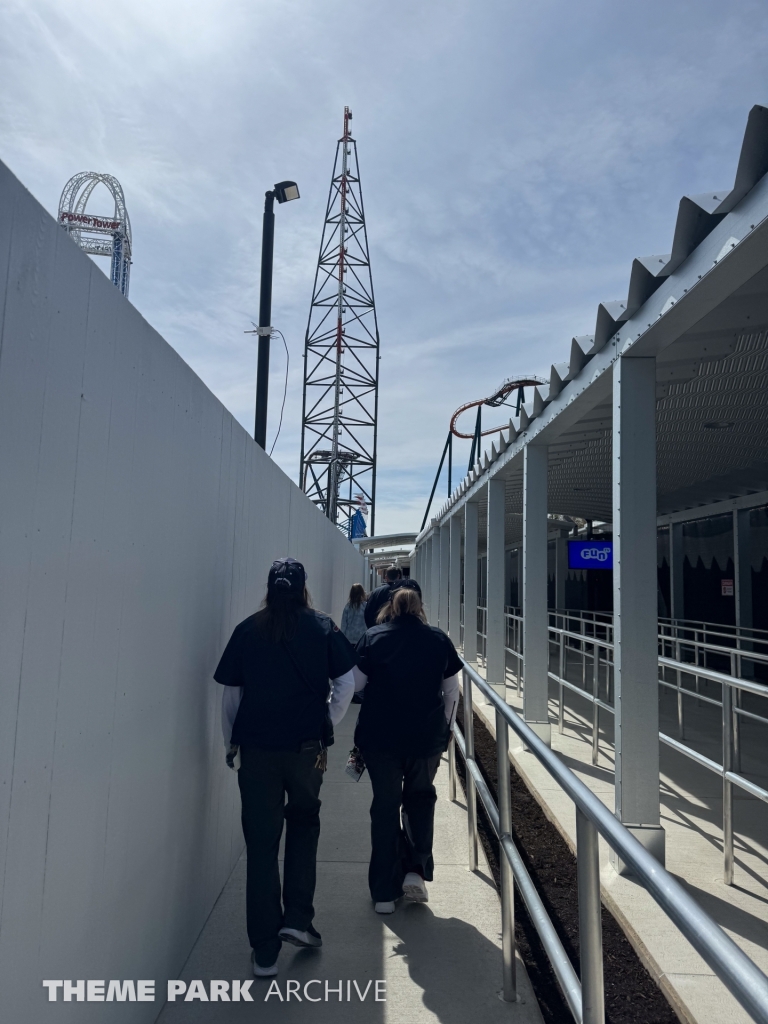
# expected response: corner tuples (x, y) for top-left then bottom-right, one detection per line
(299, 107), (380, 536)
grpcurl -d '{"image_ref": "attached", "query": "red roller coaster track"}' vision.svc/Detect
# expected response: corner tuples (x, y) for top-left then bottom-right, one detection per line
(449, 376), (548, 439)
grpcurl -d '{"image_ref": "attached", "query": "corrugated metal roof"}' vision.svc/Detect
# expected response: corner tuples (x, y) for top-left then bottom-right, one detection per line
(423, 105), (768, 545)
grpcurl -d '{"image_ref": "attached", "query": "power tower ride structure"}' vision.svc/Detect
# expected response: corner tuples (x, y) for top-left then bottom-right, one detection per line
(299, 107), (380, 537)
(58, 173), (132, 296)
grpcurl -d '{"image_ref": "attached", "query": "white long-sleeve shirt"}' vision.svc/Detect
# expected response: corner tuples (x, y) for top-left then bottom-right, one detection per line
(352, 665), (460, 727)
(221, 668), (357, 746)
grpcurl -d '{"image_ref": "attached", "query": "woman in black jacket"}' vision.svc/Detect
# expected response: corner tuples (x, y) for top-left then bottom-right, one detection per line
(353, 583), (462, 913)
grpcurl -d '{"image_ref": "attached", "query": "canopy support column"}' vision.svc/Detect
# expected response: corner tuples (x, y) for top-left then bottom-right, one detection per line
(430, 532), (440, 626)
(523, 445), (551, 744)
(449, 514), (462, 646)
(424, 536), (433, 623)
(670, 522), (684, 621)
(486, 478), (506, 699)
(439, 523), (450, 631)
(612, 355), (665, 871)
(463, 501), (479, 664)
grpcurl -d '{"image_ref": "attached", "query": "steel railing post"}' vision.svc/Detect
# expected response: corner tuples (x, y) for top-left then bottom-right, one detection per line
(577, 808), (605, 1024)
(591, 641), (599, 766)
(676, 638), (684, 740)
(731, 650), (742, 773)
(463, 670), (479, 871)
(723, 675), (734, 886)
(558, 628), (565, 734)
(517, 615), (522, 696)
(695, 629), (702, 705)
(496, 708), (516, 1001)
(448, 734), (457, 802)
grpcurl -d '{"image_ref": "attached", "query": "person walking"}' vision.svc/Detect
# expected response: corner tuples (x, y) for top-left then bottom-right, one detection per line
(214, 558), (357, 977)
(352, 583), (462, 914)
(364, 565), (402, 628)
(340, 583), (368, 645)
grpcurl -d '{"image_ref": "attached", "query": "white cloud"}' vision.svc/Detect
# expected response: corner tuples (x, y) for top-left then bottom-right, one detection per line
(2, 0), (767, 536)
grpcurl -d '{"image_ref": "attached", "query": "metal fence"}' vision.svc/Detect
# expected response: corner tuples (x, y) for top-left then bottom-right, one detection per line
(477, 604), (487, 665)
(450, 659), (768, 1023)
(495, 607), (768, 885)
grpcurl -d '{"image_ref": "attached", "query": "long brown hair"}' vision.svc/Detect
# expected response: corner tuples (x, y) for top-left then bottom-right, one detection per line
(376, 587), (426, 624)
(254, 586), (313, 643)
(348, 583), (366, 608)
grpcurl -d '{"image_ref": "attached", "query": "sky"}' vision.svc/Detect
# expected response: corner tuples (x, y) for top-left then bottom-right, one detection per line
(1, 0), (767, 534)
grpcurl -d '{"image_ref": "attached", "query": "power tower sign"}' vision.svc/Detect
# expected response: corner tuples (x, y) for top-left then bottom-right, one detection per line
(299, 108), (381, 537)
(58, 172), (132, 297)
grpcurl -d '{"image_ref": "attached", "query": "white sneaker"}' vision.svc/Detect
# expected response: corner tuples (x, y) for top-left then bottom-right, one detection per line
(278, 925), (322, 948)
(251, 952), (278, 977)
(375, 901), (396, 914)
(402, 872), (428, 903)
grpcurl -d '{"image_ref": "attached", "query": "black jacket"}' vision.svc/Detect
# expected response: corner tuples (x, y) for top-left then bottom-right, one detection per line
(214, 609), (356, 751)
(354, 616), (462, 756)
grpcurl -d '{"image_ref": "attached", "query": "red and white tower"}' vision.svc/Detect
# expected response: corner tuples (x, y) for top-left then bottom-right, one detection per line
(299, 108), (381, 536)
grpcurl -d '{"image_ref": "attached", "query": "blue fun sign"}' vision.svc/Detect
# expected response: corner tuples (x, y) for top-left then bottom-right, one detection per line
(568, 540), (613, 570)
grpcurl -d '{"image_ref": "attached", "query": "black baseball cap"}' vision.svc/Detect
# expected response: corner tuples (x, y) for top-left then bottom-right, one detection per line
(267, 557), (307, 594)
(392, 578), (421, 597)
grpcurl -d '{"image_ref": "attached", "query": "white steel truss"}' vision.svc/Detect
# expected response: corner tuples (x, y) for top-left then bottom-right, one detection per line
(58, 172), (132, 296)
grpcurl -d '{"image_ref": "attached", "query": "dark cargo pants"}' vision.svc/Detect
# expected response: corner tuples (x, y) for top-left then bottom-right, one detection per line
(237, 742), (323, 966)
(362, 750), (442, 902)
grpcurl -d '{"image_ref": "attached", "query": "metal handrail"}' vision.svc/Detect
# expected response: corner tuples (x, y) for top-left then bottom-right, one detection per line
(659, 615), (768, 643)
(548, 611), (768, 665)
(554, 626), (614, 650)
(455, 658), (768, 1024)
(660, 637), (768, 666)
(555, 608), (768, 644)
(657, 656), (768, 696)
(477, 605), (488, 664)
(452, 725), (583, 1020)
(545, 622), (768, 882)
(547, 609), (768, 658)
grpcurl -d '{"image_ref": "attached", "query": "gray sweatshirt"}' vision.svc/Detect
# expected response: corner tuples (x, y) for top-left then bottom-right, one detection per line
(341, 601), (368, 645)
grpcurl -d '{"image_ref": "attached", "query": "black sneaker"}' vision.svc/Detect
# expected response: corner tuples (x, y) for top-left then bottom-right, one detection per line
(278, 924), (322, 948)
(251, 950), (278, 977)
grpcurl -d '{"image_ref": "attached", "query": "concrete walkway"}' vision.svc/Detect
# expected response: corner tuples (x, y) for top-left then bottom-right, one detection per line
(156, 707), (542, 1023)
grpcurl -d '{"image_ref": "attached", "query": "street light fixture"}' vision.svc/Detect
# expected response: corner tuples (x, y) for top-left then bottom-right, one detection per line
(254, 180), (300, 448)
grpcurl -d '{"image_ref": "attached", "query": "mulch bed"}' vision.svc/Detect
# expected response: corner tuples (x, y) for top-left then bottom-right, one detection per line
(454, 700), (680, 1024)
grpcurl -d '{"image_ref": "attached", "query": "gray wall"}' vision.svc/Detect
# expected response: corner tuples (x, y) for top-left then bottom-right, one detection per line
(0, 159), (363, 1022)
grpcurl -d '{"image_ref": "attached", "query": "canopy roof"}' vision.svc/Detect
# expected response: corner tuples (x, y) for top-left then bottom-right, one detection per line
(420, 105), (768, 550)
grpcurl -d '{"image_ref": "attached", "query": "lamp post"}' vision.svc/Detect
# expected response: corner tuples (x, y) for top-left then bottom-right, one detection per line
(254, 180), (300, 448)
